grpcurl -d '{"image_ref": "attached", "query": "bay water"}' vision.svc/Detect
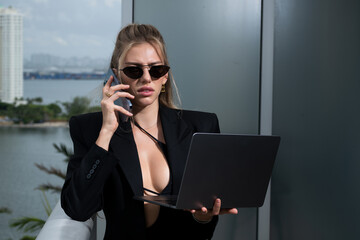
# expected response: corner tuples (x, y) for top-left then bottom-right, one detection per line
(0, 79), (103, 239)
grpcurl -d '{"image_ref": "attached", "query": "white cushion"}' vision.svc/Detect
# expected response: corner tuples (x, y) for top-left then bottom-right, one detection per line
(36, 200), (94, 240)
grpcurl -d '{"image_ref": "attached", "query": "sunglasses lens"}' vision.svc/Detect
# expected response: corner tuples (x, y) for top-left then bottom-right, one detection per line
(123, 67), (143, 79)
(149, 65), (170, 78)
(122, 65), (170, 79)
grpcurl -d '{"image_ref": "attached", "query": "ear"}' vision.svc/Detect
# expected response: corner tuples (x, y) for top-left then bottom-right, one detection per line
(112, 68), (121, 81)
(162, 73), (169, 85)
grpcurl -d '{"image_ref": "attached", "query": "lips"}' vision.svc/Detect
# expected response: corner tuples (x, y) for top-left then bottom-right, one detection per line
(137, 86), (154, 96)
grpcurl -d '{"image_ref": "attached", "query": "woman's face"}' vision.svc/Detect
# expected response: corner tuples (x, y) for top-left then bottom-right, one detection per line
(119, 42), (168, 109)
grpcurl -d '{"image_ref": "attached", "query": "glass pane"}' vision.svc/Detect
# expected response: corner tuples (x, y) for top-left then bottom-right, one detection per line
(134, 0), (261, 239)
(272, 0), (360, 239)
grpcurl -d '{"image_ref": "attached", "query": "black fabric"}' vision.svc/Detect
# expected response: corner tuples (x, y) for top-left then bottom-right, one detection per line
(134, 120), (173, 197)
(61, 105), (220, 239)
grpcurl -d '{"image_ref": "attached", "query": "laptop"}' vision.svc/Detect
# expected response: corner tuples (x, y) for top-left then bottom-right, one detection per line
(134, 133), (280, 209)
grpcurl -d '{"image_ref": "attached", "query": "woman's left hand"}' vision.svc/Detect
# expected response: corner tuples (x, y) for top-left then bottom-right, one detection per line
(190, 198), (238, 222)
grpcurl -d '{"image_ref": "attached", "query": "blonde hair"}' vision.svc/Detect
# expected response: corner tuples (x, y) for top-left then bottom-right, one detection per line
(110, 23), (180, 109)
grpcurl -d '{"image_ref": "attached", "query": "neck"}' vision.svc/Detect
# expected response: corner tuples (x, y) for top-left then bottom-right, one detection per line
(131, 102), (160, 129)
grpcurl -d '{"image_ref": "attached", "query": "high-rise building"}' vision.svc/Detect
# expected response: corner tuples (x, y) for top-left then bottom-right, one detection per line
(0, 6), (23, 103)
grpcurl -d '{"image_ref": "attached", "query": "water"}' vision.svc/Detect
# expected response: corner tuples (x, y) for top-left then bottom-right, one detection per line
(0, 80), (102, 239)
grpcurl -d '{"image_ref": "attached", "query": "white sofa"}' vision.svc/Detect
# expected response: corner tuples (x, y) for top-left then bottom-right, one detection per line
(36, 200), (96, 240)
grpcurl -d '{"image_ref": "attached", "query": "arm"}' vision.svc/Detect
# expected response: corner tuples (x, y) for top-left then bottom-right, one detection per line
(61, 76), (134, 221)
(61, 116), (119, 221)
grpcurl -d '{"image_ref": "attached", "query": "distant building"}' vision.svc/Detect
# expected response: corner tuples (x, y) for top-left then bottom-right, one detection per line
(0, 6), (23, 103)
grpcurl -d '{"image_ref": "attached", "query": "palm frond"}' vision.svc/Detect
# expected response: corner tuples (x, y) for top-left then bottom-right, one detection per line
(0, 207), (12, 214)
(35, 183), (62, 193)
(34, 163), (66, 179)
(40, 191), (52, 216)
(9, 217), (45, 233)
(53, 143), (73, 163)
(20, 236), (36, 240)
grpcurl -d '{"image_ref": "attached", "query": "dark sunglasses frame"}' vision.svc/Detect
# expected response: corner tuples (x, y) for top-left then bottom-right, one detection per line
(120, 65), (170, 79)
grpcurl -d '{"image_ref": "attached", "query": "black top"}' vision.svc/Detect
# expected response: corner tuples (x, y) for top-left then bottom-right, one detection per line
(133, 119), (173, 196)
(134, 119), (176, 238)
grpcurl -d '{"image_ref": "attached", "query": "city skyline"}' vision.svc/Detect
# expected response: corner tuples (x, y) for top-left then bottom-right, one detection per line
(24, 53), (108, 71)
(0, 0), (123, 59)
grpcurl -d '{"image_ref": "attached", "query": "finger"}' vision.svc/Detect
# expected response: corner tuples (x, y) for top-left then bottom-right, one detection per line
(103, 76), (113, 98)
(107, 84), (130, 96)
(190, 207), (207, 216)
(114, 105), (133, 117)
(104, 75), (113, 89)
(111, 84), (130, 92)
(189, 209), (196, 214)
(229, 208), (238, 214)
(212, 198), (221, 216)
(105, 85), (132, 99)
(201, 207), (208, 215)
(109, 91), (134, 101)
(219, 208), (238, 215)
(104, 91), (112, 98)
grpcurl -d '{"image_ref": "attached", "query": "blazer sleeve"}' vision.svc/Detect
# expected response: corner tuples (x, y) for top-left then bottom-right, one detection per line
(61, 116), (118, 221)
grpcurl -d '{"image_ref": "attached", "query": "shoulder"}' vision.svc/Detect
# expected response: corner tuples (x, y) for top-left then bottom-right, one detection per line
(181, 109), (220, 133)
(161, 106), (220, 133)
(180, 108), (218, 123)
(69, 111), (102, 128)
(69, 112), (103, 142)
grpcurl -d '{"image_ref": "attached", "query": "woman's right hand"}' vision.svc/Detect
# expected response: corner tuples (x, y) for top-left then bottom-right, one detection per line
(96, 75), (134, 150)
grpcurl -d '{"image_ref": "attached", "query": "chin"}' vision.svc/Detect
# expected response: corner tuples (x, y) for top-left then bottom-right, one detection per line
(133, 98), (159, 108)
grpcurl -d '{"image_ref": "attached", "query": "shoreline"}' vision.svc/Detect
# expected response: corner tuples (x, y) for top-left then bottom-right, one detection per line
(0, 121), (68, 128)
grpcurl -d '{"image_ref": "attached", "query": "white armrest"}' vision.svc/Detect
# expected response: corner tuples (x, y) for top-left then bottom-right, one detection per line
(36, 200), (95, 240)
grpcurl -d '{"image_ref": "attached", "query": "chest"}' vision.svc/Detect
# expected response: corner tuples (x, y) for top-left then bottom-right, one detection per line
(132, 127), (170, 194)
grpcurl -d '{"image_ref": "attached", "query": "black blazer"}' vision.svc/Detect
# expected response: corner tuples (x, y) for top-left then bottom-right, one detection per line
(61, 105), (220, 239)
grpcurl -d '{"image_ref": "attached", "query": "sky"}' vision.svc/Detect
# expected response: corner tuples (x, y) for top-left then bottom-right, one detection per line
(1, 0), (123, 59)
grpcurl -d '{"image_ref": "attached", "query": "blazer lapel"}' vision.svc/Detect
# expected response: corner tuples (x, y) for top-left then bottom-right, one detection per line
(109, 121), (144, 196)
(108, 106), (194, 197)
(160, 106), (193, 194)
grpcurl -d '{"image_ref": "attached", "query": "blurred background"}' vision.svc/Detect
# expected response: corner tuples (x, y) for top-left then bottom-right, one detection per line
(0, 0), (359, 239)
(0, 1), (121, 239)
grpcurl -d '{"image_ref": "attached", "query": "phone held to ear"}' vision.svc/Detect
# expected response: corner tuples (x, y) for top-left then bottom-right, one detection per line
(104, 68), (132, 122)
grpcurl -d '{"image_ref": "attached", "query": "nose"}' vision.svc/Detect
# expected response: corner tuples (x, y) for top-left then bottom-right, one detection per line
(140, 66), (151, 83)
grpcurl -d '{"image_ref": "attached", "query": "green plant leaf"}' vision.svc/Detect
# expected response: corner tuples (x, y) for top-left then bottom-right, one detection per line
(20, 236), (36, 240)
(40, 191), (52, 216)
(53, 143), (73, 163)
(35, 183), (62, 193)
(34, 163), (66, 179)
(9, 217), (45, 233)
(0, 207), (12, 214)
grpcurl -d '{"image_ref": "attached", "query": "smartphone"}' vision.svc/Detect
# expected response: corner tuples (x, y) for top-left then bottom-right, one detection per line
(104, 68), (132, 121)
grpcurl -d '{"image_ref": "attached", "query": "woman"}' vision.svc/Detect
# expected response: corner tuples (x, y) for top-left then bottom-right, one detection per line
(61, 23), (238, 239)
